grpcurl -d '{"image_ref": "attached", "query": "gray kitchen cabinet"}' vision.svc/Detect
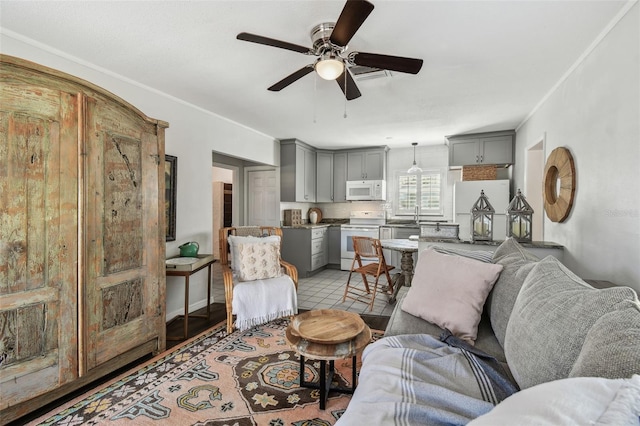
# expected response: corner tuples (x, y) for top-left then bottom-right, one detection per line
(333, 152), (348, 202)
(328, 226), (341, 265)
(280, 139), (316, 202)
(347, 148), (387, 180)
(316, 151), (334, 202)
(448, 131), (514, 166)
(281, 227), (329, 277)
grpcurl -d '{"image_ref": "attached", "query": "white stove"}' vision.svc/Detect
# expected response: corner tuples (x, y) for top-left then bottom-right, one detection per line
(340, 211), (386, 270)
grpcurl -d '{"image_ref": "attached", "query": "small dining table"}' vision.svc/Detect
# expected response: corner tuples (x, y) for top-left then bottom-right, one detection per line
(379, 239), (419, 303)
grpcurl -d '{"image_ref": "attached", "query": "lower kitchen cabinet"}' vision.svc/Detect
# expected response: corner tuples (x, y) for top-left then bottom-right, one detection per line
(281, 227), (329, 277)
(328, 226), (341, 265)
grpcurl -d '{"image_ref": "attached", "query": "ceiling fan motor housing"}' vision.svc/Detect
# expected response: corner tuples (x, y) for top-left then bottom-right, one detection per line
(311, 22), (345, 55)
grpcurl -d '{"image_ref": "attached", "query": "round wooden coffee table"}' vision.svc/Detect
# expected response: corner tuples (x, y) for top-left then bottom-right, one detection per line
(285, 309), (371, 410)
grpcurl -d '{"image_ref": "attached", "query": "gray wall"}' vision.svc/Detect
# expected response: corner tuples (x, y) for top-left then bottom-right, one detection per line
(515, 3), (639, 290)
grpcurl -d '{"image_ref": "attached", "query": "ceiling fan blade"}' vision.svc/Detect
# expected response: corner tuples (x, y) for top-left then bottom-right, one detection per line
(352, 52), (423, 74)
(268, 65), (315, 91)
(336, 69), (361, 100)
(237, 32), (311, 54)
(330, 0), (374, 47)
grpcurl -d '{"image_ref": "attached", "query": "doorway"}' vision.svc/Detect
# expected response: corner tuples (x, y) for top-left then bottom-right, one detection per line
(212, 165), (236, 259)
(525, 137), (544, 241)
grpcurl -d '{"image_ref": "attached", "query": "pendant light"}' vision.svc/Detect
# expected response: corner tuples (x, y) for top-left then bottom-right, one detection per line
(407, 142), (422, 173)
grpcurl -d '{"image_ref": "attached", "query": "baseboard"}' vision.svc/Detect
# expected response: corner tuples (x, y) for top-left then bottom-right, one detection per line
(165, 297), (214, 322)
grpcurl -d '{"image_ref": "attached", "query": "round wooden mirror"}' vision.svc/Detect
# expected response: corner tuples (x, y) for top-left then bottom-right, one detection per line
(543, 147), (575, 222)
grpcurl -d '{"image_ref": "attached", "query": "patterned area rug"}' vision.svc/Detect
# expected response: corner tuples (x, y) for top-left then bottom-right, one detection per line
(29, 319), (383, 425)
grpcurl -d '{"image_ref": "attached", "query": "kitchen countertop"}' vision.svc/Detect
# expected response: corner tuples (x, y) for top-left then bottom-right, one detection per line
(282, 223), (332, 229)
(384, 220), (452, 228)
(418, 237), (564, 249)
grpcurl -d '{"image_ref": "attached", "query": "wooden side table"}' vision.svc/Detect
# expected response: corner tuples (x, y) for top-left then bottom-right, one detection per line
(166, 254), (215, 341)
(285, 309), (371, 410)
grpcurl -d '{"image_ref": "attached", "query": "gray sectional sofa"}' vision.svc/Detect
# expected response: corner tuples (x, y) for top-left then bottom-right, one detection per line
(337, 238), (640, 425)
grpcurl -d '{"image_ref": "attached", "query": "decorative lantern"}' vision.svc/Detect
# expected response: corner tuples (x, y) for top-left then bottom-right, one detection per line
(507, 189), (534, 242)
(471, 190), (495, 241)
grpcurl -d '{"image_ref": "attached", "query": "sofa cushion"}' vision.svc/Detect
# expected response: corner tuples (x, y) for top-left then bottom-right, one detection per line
(387, 292), (508, 364)
(504, 256), (639, 389)
(468, 375), (640, 426)
(570, 300), (640, 379)
(486, 238), (540, 347)
(401, 249), (503, 344)
(431, 245), (495, 263)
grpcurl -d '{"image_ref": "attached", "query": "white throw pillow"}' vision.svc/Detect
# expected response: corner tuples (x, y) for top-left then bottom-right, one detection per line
(228, 235), (280, 272)
(401, 248), (503, 344)
(235, 240), (282, 282)
(468, 375), (640, 426)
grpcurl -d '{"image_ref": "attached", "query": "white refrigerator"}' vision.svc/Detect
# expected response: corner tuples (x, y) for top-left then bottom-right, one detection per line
(454, 180), (510, 241)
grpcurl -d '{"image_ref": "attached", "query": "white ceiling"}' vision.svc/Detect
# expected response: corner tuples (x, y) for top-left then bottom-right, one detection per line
(0, 0), (629, 150)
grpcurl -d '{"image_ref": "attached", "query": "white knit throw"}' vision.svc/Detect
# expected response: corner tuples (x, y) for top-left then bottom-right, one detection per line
(232, 274), (298, 331)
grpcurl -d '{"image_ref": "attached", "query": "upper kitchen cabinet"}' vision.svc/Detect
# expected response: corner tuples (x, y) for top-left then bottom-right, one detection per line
(448, 131), (515, 167)
(280, 139), (316, 202)
(317, 151), (348, 203)
(316, 150), (334, 202)
(333, 152), (348, 202)
(347, 147), (388, 180)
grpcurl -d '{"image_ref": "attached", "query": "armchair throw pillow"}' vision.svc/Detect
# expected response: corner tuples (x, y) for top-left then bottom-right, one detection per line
(235, 240), (282, 282)
(228, 234), (280, 272)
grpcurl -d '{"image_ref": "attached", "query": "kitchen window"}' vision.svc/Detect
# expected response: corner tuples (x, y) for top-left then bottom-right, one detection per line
(395, 170), (444, 216)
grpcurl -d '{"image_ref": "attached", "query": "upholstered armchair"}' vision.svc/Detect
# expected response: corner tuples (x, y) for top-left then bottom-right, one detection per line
(219, 226), (298, 334)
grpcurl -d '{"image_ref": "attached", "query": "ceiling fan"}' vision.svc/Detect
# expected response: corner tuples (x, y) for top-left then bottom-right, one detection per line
(236, 0), (423, 101)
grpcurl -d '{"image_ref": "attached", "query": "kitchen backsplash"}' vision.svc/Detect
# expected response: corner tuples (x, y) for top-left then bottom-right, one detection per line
(280, 201), (388, 223)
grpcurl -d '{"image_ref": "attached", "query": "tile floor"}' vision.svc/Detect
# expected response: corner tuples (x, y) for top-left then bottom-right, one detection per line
(212, 265), (408, 317)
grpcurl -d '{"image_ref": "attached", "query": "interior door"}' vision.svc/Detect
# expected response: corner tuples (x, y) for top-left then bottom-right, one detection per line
(0, 85), (79, 407)
(247, 169), (279, 227)
(83, 94), (163, 372)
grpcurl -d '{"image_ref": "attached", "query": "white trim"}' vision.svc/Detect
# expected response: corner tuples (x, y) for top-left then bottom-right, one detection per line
(516, 0), (638, 131)
(524, 133), (546, 241)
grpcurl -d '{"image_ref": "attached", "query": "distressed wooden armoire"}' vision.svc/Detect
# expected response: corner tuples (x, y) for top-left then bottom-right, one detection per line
(0, 55), (168, 423)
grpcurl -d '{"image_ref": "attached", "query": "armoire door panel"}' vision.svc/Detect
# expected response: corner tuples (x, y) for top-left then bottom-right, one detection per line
(83, 95), (163, 372)
(0, 91), (79, 409)
(103, 133), (144, 274)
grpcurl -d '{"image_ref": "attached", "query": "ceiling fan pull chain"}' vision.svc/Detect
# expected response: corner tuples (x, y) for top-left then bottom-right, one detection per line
(313, 72), (318, 124)
(343, 71), (348, 118)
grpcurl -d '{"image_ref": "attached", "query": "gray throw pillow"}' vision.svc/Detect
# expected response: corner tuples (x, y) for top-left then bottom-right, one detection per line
(504, 256), (638, 389)
(486, 238), (540, 347)
(492, 237), (539, 264)
(570, 300), (640, 379)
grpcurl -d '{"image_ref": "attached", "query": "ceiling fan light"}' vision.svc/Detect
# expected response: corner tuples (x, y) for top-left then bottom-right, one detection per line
(315, 56), (344, 80)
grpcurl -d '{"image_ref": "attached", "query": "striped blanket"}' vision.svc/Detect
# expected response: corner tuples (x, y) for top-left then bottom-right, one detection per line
(337, 332), (518, 425)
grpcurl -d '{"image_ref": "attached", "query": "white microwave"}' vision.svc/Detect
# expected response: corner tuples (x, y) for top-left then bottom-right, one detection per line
(346, 180), (386, 201)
